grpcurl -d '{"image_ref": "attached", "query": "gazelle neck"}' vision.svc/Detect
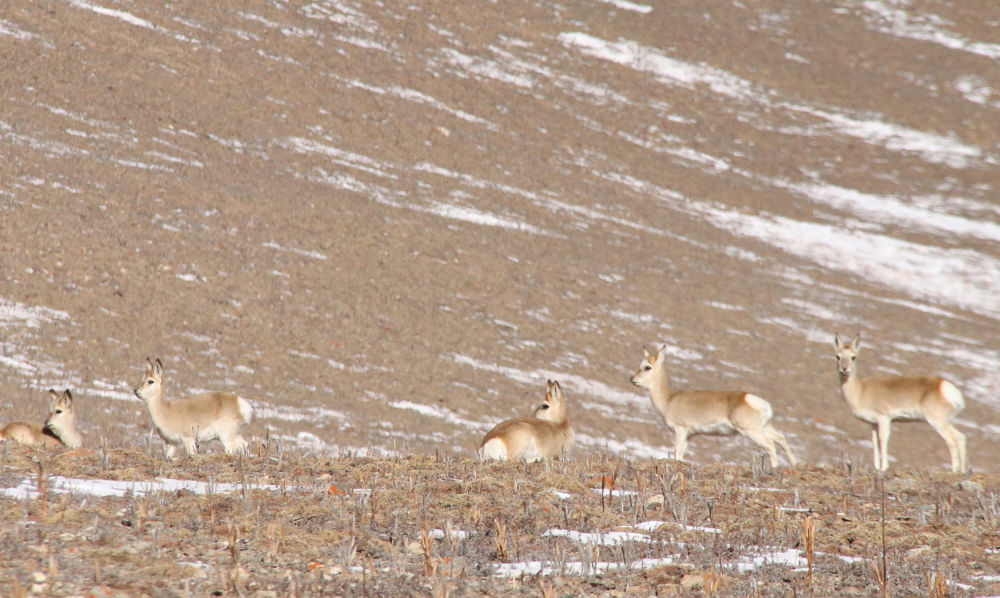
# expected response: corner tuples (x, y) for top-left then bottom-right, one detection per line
(839, 367), (864, 405)
(144, 386), (171, 418)
(54, 426), (83, 448)
(648, 364), (674, 407)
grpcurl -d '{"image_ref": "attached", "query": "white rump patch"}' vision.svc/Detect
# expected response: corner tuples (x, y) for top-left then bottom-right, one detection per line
(744, 394), (774, 423)
(480, 437), (507, 461)
(237, 397), (254, 425)
(939, 381), (965, 412)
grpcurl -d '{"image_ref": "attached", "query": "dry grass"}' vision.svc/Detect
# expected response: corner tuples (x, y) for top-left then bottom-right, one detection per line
(1, 442), (998, 597)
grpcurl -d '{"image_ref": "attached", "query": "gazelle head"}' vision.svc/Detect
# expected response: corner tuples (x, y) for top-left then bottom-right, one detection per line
(134, 358), (164, 402)
(534, 380), (568, 423)
(44, 389), (75, 433)
(834, 333), (861, 380)
(44, 389), (82, 448)
(630, 346), (664, 389)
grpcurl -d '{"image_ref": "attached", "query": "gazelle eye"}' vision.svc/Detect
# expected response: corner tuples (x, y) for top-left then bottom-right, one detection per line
(643, 365), (652, 371)
(148, 379), (155, 385)
(540, 404), (550, 409)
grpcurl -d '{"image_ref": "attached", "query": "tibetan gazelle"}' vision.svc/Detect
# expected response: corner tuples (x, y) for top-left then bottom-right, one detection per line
(0, 389), (82, 449)
(630, 346), (796, 467)
(133, 358), (253, 458)
(834, 333), (967, 473)
(479, 380), (574, 462)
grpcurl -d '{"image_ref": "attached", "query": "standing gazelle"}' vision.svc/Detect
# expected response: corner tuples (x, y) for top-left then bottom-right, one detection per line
(630, 346), (796, 467)
(834, 333), (967, 473)
(0, 389), (82, 449)
(133, 358), (253, 458)
(479, 380), (574, 462)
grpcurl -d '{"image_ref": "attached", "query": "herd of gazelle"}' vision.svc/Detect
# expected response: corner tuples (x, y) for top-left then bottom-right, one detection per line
(2, 359), (253, 459)
(479, 333), (967, 473)
(0, 336), (971, 473)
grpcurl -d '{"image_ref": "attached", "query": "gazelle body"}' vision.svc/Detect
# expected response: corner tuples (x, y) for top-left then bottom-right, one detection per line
(834, 333), (966, 473)
(0, 389), (82, 449)
(479, 380), (574, 462)
(630, 346), (796, 467)
(133, 358), (253, 458)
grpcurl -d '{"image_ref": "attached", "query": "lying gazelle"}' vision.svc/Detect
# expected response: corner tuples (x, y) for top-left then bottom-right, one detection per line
(133, 358), (253, 458)
(479, 380), (574, 462)
(834, 333), (967, 473)
(630, 346), (796, 467)
(0, 389), (83, 449)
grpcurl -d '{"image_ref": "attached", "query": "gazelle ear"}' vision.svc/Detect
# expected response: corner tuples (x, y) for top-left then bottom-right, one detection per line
(834, 332), (843, 350)
(642, 346), (651, 359)
(62, 389), (74, 405)
(852, 333), (861, 351)
(153, 359), (164, 376)
(548, 380), (562, 400)
(48, 389), (60, 407)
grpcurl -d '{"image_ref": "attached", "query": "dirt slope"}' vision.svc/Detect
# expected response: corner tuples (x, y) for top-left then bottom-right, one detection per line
(2, 0), (999, 470)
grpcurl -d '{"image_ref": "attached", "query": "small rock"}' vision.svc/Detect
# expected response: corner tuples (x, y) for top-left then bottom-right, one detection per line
(680, 573), (703, 590)
(88, 586), (126, 597)
(906, 545), (931, 560)
(121, 541), (152, 554)
(957, 480), (983, 493)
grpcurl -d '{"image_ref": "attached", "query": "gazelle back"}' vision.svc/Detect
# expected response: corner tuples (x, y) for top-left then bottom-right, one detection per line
(0, 389), (82, 449)
(631, 346), (796, 467)
(479, 380), (574, 462)
(834, 333), (966, 473)
(133, 358), (253, 459)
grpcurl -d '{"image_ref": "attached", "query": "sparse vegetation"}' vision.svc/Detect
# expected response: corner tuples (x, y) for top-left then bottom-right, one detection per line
(1, 444), (997, 596)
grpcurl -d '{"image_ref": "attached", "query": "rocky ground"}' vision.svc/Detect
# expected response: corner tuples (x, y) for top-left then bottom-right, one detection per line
(1, 443), (998, 596)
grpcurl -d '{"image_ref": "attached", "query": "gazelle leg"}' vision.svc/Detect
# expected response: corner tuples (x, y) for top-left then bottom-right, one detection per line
(876, 418), (892, 472)
(955, 427), (967, 473)
(183, 436), (198, 456)
(221, 432), (248, 454)
(673, 427), (689, 461)
(766, 425), (797, 466)
(871, 427), (880, 470)
(742, 427), (779, 467)
(928, 420), (967, 473)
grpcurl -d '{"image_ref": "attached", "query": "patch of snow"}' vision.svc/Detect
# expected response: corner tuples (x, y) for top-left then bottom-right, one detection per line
(543, 528), (653, 546)
(859, 1), (1000, 60)
(263, 241), (328, 261)
(387, 400), (492, 432)
(1, 475), (286, 499)
(593, 0), (653, 14)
